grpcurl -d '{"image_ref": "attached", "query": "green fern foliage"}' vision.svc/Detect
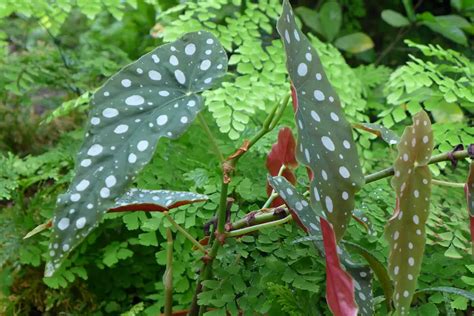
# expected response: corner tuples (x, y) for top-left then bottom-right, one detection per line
(159, 0), (288, 140)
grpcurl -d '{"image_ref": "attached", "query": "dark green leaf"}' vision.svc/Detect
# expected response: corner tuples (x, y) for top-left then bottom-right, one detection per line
(295, 7), (321, 35)
(381, 10), (410, 27)
(46, 31), (228, 277)
(334, 33), (374, 54)
(319, 2), (342, 41)
(415, 286), (474, 301)
(277, 0), (365, 240)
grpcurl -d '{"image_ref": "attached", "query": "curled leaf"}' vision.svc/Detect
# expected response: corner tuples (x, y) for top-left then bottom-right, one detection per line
(385, 111), (433, 315)
(277, 0), (364, 240)
(352, 209), (376, 236)
(109, 189), (208, 212)
(266, 127), (298, 206)
(353, 123), (400, 145)
(46, 31), (228, 277)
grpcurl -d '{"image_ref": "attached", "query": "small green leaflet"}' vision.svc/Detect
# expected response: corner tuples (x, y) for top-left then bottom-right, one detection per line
(110, 189), (208, 212)
(46, 31), (228, 277)
(268, 176), (374, 316)
(277, 0), (364, 241)
(385, 111), (433, 315)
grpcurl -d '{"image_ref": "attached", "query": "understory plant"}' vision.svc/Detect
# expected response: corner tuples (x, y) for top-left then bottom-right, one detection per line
(18, 1), (474, 315)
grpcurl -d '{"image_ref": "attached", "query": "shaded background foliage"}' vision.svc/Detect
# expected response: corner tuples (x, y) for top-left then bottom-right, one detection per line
(0, 0), (472, 315)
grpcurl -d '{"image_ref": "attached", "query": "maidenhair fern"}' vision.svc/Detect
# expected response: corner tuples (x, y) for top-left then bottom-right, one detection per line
(159, 0), (288, 140)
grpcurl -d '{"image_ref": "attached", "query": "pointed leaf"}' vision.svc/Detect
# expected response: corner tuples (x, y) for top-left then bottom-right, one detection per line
(319, 1), (342, 41)
(385, 111), (433, 315)
(465, 162), (474, 253)
(353, 123), (400, 145)
(46, 31), (228, 277)
(334, 33), (374, 54)
(266, 127), (298, 207)
(26, 189), (206, 236)
(352, 209), (376, 236)
(109, 189), (208, 212)
(381, 10), (410, 28)
(321, 217), (358, 316)
(268, 176), (373, 315)
(415, 287), (474, 302)
(277, 0), (364, 240)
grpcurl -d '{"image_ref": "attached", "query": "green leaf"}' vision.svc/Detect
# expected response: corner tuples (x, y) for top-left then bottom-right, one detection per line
(319, 1), (342, 41)
(277, 1), (365, 240)
(385, 111), (433, 315)
(334, 33), (374, 54)
(419, 13), (468, 45)
(295, 7), (321, 34)
(381, 10), (410, 27)
(46, 31), (228, 277)
(351, 209), (376, 236)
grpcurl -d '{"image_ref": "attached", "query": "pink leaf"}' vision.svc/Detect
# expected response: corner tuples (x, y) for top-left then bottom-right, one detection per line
(321, 217), (358, 316)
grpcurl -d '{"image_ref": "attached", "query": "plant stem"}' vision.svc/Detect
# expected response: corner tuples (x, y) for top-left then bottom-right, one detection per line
(229, 208), (289, 231)
(197, 113), (225, 162)
(364, 149), (470, 184)
(163, 212), (207, 254)
(164, 228), (173, 316)
(189, 93), (291, 315)
(431, 179), (465, 188)
(226, 215), (293, 237)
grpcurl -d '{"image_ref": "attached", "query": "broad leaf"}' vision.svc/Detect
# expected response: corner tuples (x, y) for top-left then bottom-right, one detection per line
(268, 176), (374, 316)
(465, 162), (474, 253)
(321, 217), (358, 316)
(381, 10), (410, 28)
(266, 127), (298, 207)
(277, 0), (364, 240)
(334, 33), (374, 54)
(385, 111), (433, 315)
(110, 189), (208, 212)
(353, 123), (400, 145)
(46, 31), (228, 277)
(319, 1), (342, 42)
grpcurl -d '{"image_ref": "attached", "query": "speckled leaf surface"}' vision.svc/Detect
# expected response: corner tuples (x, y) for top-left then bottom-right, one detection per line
(385, 111), (433, 315)
(268, 176), (373, 316)
(354, 123), (400, 145)
(46, 31), (227, 277)
(109, 189), (208, 212)
(466, 162), (474, 251)
(277, 0), (364, 240)
(352, 209), (376, 236)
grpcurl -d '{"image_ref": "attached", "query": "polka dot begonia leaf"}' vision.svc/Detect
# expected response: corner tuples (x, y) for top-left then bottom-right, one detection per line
(385, 111), (433, 315)
(109, 189), (208, 212)
(465, 162), (474, 253)
(277, 0), (364, 241)
(268, 176), (374, 316)
(46, 31), (228, 277)
(354, 123), (400, 146)
(352, 209), (376, 236)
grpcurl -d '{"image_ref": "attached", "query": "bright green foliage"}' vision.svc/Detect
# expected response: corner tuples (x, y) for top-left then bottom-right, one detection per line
(47, 31), (228, 276)
(385, 40), (473, 107)
(277, 1), (364, 240)
(386, 111), (433, 315)
(159, 0), (288, 140)
(0, 0), (145, 34)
